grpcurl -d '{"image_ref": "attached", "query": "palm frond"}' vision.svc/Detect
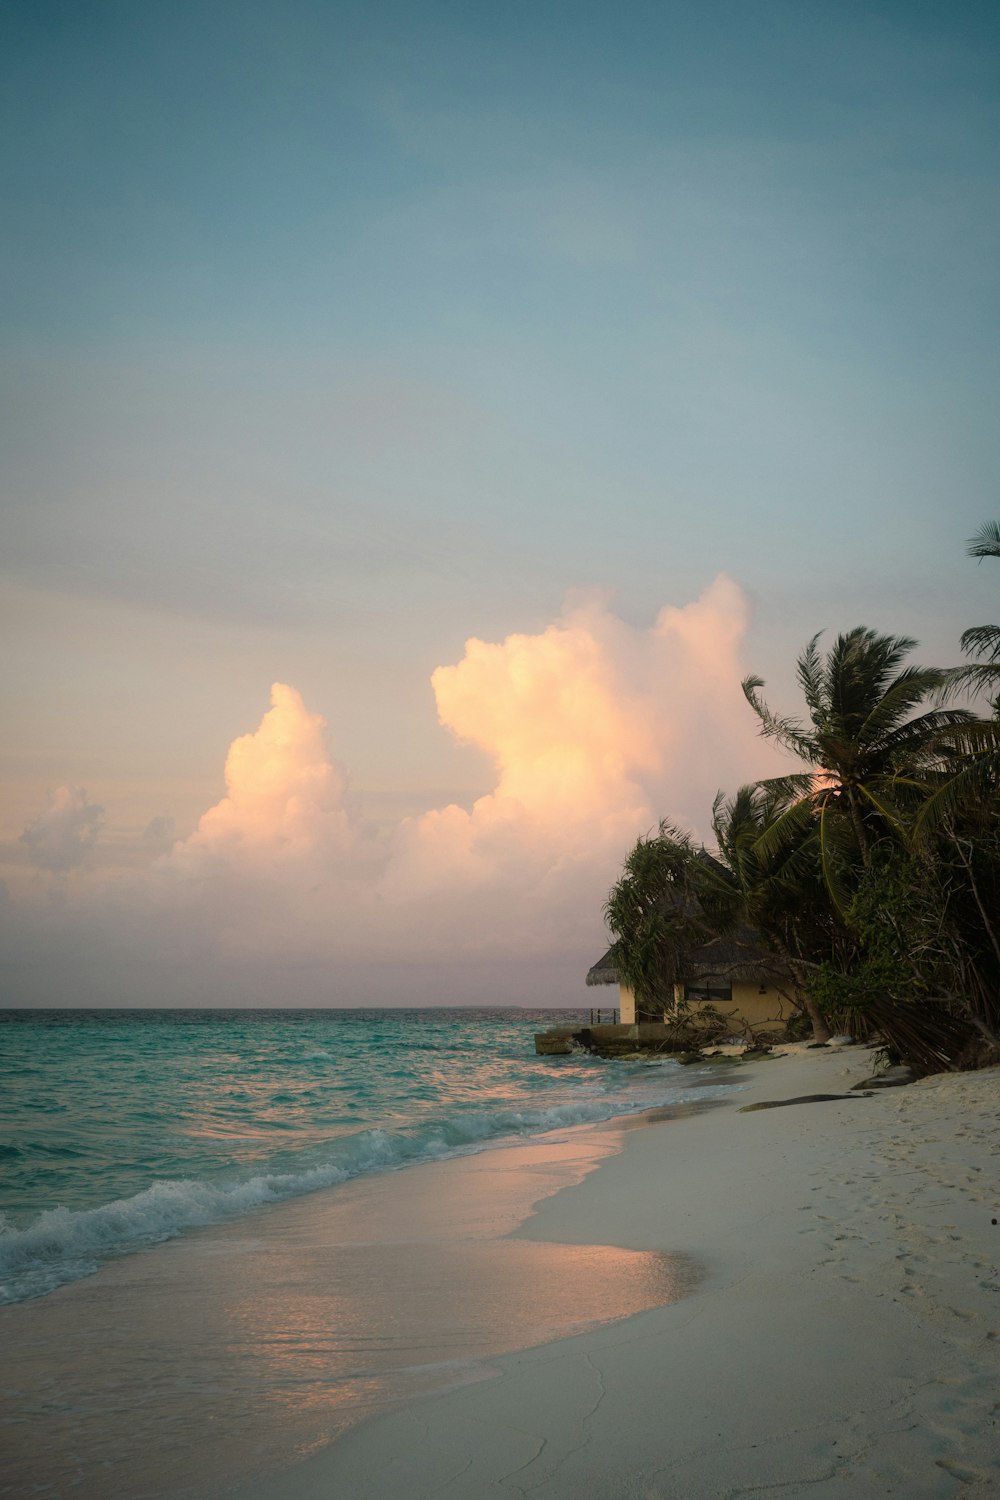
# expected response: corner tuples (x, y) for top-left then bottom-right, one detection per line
(741, 676), (814, 758)
(936, 663), (992, 706)
(752, 795), (816, 863)
(914, 751), (1000, 835)
(825, 628), (918, 727)
(796, 633), (827, 724)
(966, 521), (1000, 559)
(857, 668), (955, 744)
(961, 624), (1000, 661)
(817, 799), (853, 918)
(875, 707), (978, 762)
(934, 718), (1000, 755)
(751, 771), (817, 805)
(855, 781), (907, 835)
(882, 773), (937, 804)
(941, 664), (1000, 706)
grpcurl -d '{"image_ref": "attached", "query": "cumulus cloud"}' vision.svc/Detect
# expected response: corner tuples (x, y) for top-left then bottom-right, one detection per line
(20, 786), (104, 873)
(379, 575), (782, 955)
(8, 578), (790, 1001)
(406, 575), (771, 863)
(169, 683), (358, 875)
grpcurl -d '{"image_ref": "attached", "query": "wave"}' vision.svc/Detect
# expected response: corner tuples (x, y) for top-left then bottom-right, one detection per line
(0, 1078), (734, 1306)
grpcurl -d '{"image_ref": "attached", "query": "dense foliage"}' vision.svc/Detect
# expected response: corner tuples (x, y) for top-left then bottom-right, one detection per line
(604, 526), (1000, 1075)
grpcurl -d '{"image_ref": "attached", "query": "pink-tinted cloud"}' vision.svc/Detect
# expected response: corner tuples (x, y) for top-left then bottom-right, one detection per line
(7, 578), (790, 1000)
(379, 576), (784, 955)
(396, 574), (769, 865)
(170, 683), (358, 876)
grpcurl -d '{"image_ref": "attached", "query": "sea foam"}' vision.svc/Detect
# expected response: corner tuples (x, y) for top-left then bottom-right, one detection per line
(0, 1080), (732, 1305)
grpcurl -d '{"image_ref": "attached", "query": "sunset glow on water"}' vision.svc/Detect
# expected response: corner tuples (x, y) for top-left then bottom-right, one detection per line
(0, 1007), (733, 1305)
(0, 1016), (712, 1498)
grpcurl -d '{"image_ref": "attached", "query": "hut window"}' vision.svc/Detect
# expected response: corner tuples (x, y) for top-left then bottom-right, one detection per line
(684, 982), (733, 1004)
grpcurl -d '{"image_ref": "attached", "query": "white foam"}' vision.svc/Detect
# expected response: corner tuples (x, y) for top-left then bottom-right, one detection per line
(0, 1077), (736, 1305)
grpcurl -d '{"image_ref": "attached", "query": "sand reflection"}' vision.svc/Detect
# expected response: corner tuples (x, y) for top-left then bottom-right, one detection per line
(0, 1127), (698, 1499)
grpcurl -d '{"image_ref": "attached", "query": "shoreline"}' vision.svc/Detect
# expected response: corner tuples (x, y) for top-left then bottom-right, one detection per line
(239, 1045), (1000, 1500)
(0, 1084), (708, 1500)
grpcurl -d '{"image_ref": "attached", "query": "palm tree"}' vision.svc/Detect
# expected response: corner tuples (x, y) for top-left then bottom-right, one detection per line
(604, 822), (728, 1017)
(916, 524), (1000, 830)
(742, 627), (972, 907)
(711, 784), (836, 1040)
(905, 526), (1000, 1054)
(944, 522), (1000, 708)
(608, 794), (839, 1042)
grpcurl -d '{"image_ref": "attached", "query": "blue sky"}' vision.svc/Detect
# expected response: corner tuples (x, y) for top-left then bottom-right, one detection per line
(3, 0), (1000, 1001)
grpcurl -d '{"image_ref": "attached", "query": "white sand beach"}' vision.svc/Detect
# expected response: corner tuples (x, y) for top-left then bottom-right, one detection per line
(241, 1045), (1000, 1500)
(4, 1044), (999, 1500)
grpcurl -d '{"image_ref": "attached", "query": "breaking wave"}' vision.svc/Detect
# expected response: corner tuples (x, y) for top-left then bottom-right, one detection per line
(0, 1081), (732, 1305)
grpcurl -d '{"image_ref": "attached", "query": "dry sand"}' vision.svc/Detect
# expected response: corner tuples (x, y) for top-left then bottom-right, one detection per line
(240, 1045), (1000, 1500)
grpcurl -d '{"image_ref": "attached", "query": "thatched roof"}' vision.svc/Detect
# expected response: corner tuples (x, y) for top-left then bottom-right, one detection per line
(586, 947), (620, 986)
(586, 927), (786, 987)
(587, 846), (789, 988)
(684, 930), (782, 984)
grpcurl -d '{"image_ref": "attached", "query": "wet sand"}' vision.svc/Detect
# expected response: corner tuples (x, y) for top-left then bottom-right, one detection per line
(0, 1112), (702, 1498)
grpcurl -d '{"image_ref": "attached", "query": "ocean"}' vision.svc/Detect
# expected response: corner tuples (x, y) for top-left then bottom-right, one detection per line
(0, 1006), (733, 1307)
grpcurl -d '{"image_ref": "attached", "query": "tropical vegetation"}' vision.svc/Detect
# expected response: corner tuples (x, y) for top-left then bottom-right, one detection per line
(603, 526), (1000, 1075)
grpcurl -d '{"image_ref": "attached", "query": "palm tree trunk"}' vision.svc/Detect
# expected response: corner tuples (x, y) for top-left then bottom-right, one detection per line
(802, 991), (832, 1043)
(845, 787), (871, 865)
(784, 962), (832, 1042)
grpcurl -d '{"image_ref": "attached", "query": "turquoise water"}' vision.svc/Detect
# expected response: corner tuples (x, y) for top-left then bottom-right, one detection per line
(0, 1008), (729, 1305)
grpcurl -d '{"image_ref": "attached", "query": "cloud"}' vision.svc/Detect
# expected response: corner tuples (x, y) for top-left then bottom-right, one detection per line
(7, 578), (789, 1002)
(141, 816), (175, 852)
(414, 573), (769, 856)
(169, 683), (358, 875)
(19, 786), (104, 873)
(379, 575), (782, 953)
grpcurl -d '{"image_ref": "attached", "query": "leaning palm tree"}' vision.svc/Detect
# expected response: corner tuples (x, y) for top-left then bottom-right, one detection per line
(742, 627), (972, 908)
(741, 632), (988, 1068)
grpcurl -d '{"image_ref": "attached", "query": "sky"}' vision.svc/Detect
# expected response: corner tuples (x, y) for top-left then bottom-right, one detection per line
(2, 0), (999, 1006)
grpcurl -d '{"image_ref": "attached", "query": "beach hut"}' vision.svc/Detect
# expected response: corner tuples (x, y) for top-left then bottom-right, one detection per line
(586, 931), (799, 1037)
